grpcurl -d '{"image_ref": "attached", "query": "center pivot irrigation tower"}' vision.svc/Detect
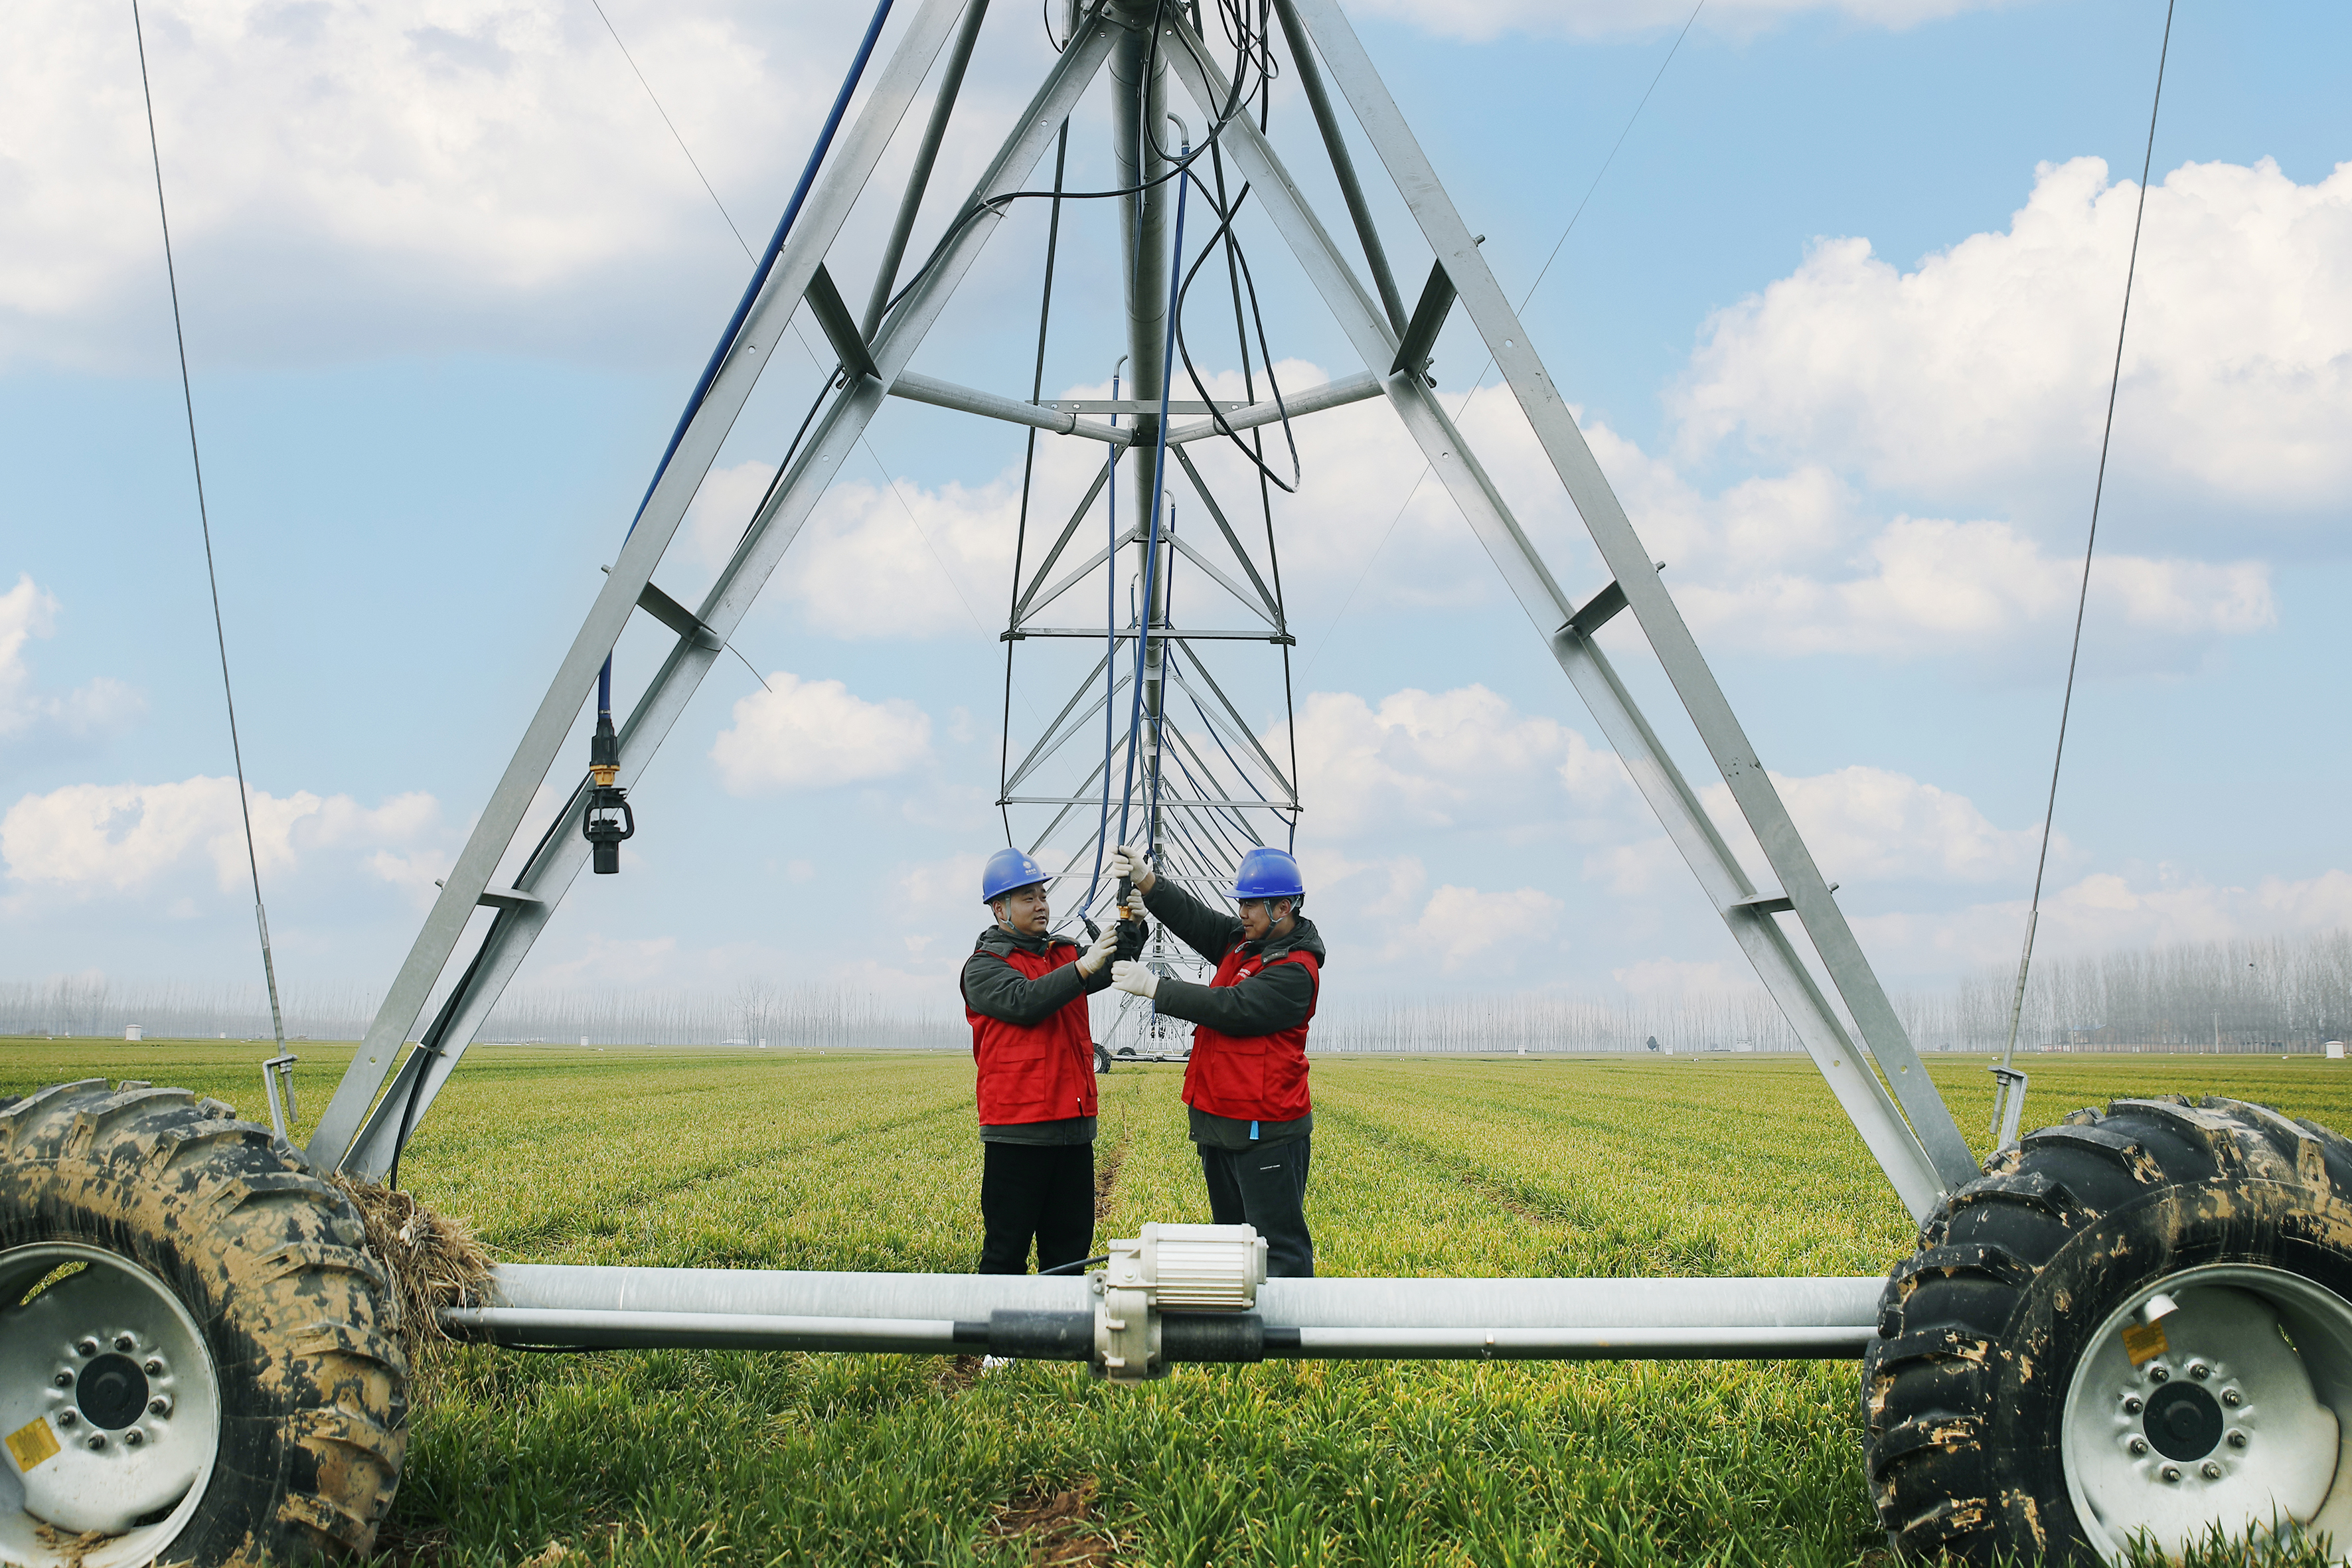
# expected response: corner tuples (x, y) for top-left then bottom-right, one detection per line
(11, 5), (2352, 1567)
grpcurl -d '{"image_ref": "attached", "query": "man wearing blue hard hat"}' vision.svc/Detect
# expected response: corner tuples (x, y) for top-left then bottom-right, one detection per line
(959, 848), (1120, 1275)
(1103, 841), (1324, 1277)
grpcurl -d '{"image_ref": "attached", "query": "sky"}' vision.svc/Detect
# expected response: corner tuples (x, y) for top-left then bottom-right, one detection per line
(3, 0), (2348, 1029)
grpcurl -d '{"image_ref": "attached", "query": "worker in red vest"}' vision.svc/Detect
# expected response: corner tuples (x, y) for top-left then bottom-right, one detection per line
(961, 848), (1119, 1275)
(1105, 842), (1324, 1277)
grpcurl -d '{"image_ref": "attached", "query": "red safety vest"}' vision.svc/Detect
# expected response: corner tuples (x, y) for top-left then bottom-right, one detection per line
(1181, 945), (1318, 1122)
(965, 939), (1100, 1127)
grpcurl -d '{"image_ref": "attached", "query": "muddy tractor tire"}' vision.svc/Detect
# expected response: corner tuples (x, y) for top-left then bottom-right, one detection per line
(1, 1079), (408, 1567)
(1865, 1095), (2352, 1564)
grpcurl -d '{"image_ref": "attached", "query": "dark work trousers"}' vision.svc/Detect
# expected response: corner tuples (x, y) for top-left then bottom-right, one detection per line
(978, 1142), (1095, 1275)
(1198, 1136), (1314, 1277)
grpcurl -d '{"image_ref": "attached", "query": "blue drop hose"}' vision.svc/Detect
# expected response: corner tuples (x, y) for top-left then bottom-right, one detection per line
(599, 0), (898, 732)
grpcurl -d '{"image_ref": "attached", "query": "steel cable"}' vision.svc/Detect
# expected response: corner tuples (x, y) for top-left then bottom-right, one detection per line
(131, 0), (291, 1067)
(1998, 0), (2179, 1075)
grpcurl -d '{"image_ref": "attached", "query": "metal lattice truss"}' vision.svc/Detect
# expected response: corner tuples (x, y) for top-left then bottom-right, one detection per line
(311, 0), (1980, 1222)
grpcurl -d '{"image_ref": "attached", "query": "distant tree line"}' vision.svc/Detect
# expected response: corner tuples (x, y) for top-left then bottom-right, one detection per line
(6, 927), (2347, 1055)
(0, 976), (957, 1051)
(1955, 928), (2352, 1054)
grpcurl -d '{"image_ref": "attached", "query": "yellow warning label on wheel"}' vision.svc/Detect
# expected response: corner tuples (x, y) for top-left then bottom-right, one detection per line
(5, 1416), (60, 1472)
(2122, 1321), (2169, 1366)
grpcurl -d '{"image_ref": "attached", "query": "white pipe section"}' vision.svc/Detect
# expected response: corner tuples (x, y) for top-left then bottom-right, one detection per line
(1257, 1274), (1883, 1330)
(890, 371), (1131, 445)
(1163, 370), (1382, 444)
(1289, 1326), (1871, 1360)
(447, 1266), (1883, 1360)
(443, 1307), (970, 1354)
(481, 1264), (1089, 1318)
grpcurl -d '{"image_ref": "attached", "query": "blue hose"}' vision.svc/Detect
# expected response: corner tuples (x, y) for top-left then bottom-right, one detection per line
(599, 0), (898, 730)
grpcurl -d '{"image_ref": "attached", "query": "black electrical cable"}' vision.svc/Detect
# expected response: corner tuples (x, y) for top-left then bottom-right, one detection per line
(1172, 174), (1300, 492)
(1037, 1254), (1109, 1277)
(870, 0), (1273, 337)
(132, 0), (293, 1067)
(1206, 131), (1298, 849)
(1004, 121), (1073, 844)
(387, 915), (497, 1190)
(1998, 0), (2177, 1072)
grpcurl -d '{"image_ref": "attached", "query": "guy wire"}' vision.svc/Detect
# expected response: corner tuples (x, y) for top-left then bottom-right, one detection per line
(1998, 0), (2179, 1075)
(132, 0), (290, 1061)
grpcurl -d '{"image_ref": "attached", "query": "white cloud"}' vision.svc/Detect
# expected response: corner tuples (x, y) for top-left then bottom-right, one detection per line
(1377, 882), (1564, 974)
(2, 0), (1044, 366)
(1583, 834), (1682, 896)
(1564, 415), (2278, 658)
(1701, 764), (2052, 886)
(0, 575), (143, 742)
(526, 934), (682, 989)
(679, 459), (777, 571)
(1855, 868), (2352, 976)
(0, 775), (439, 892)
(709, 671), (931, 793)
(1344, 0), (2019, 40)
(1283, 683), (1625, 840)
(774, 473), (1020, 640)
(1612, 957), (1742, 994)
(1675, 157), (2352, 512)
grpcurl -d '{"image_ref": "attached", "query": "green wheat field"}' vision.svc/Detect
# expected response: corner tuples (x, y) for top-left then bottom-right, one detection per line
(9, 1040), (2352, 1566)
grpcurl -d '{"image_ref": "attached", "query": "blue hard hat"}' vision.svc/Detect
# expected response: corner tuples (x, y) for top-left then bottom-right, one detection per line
(981, 847), (1048, 903)
(1230, 846), (1304, 900)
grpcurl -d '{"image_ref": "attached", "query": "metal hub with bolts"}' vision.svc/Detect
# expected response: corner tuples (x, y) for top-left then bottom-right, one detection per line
(1, 1243), (221, 1565)
(2063, 1267), (2352, 1559)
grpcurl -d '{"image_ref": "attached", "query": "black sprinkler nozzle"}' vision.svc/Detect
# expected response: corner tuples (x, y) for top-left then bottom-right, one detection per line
(584, 714), (634, 874)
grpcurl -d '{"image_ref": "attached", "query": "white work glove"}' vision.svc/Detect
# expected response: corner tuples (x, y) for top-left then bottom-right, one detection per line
(1106, 844), (1156, 894)
(1074, 923), (1120, 977)
(1110, 960), (1159, 999)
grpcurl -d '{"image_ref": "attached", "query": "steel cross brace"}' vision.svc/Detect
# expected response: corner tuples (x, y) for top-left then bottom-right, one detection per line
(1156, 7), (1976, 1217)
(314, 1), (1121, 1174)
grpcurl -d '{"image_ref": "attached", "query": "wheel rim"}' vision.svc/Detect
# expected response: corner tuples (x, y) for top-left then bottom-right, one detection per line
(1, 1242), (222, 1568)
(2062, 1263), (2352, 1563)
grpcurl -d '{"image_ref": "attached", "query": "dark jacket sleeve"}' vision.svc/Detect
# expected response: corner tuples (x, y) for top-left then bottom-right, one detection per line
(961, 948), (1107, 1027)
(1153, 959), (1316, 1037)
(1141, 878), (1245, 966)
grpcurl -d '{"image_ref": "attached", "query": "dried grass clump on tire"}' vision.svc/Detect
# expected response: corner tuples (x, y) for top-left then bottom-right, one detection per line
(331, 1176), (494, 1364)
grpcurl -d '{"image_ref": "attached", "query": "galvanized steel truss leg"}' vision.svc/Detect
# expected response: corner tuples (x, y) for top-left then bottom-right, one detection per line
(1156, 9), (1976, 1217)
(315, 3), (1124, 1174)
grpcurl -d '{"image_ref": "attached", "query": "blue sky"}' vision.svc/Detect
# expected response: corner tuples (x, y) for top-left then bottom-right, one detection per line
(3, 0), (2347, 1025)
